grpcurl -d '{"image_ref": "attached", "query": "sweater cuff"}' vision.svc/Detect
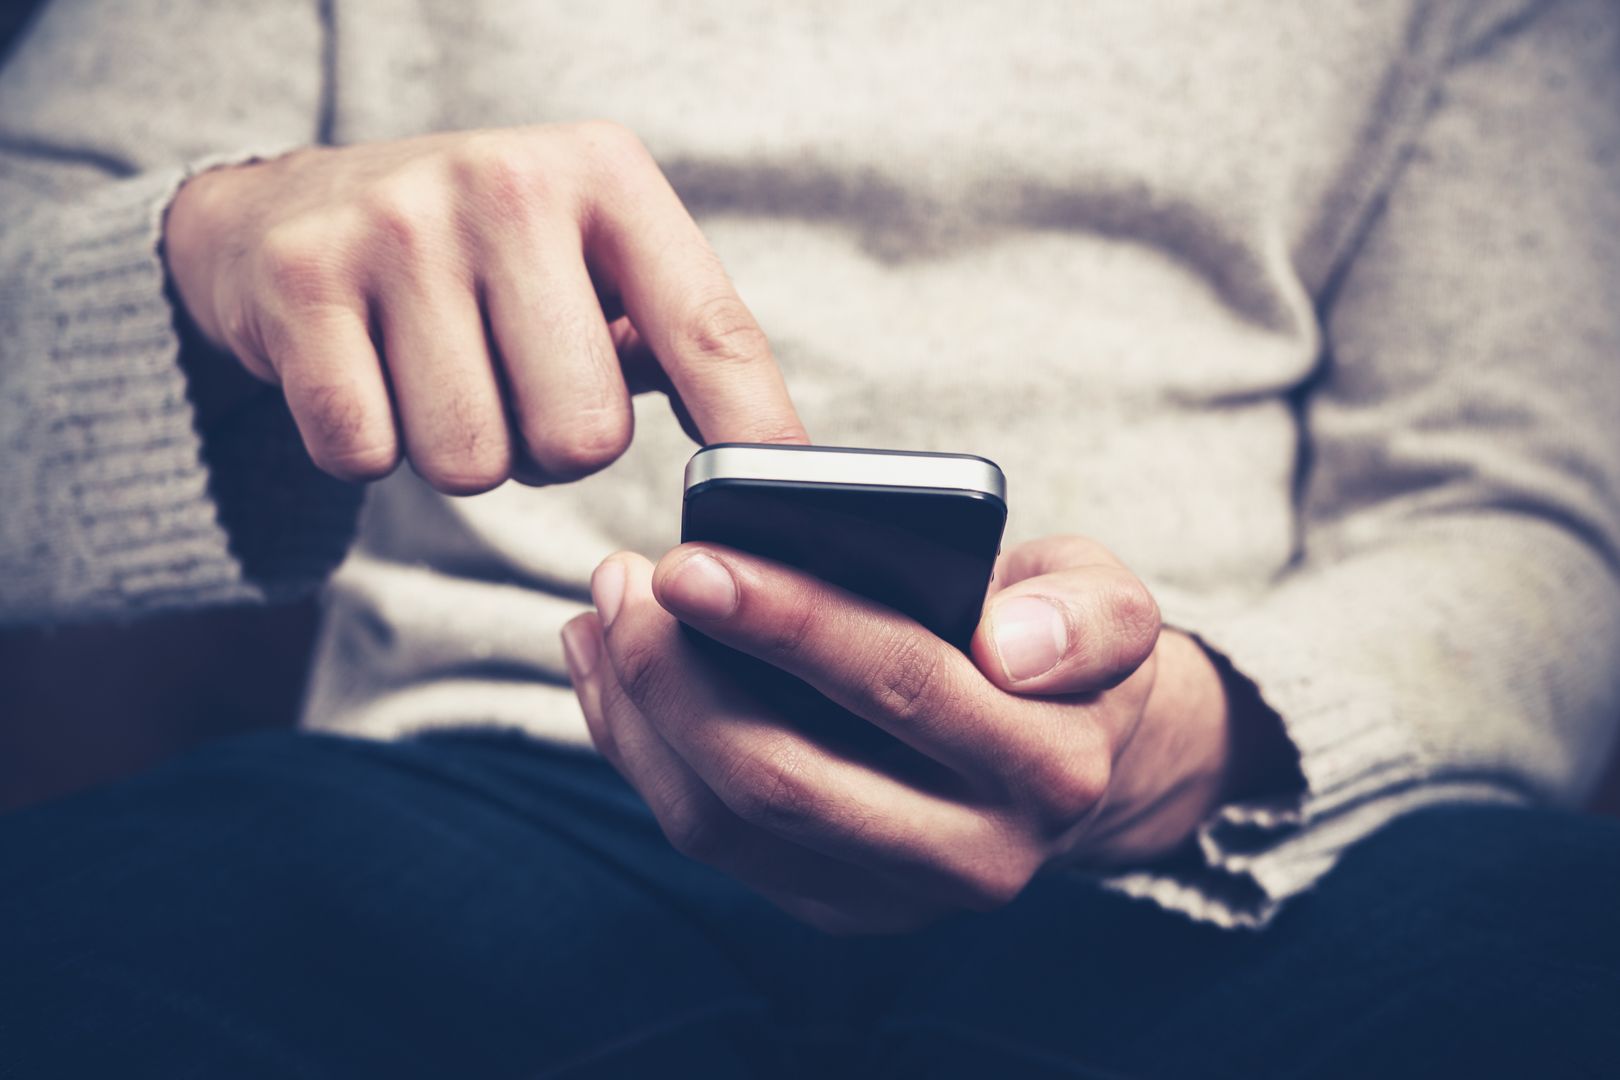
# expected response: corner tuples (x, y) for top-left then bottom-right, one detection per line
(1093, 590), (1523, 929)
(17, 153), (359, 619)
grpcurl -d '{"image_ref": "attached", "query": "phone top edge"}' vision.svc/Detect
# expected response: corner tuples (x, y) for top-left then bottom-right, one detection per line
(685, 444), (1006, 502)
(698, 442), (1004, 468)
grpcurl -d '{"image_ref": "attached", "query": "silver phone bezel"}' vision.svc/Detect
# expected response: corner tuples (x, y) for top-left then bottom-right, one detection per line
(684, 445), (1005, 502)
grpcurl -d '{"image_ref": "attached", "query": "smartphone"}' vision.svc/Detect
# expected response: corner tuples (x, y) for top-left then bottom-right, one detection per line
(679, 443), (1006, 760)
(681, 443), (1007, 652)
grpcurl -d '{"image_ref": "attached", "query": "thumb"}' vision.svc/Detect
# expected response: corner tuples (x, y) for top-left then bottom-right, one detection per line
(971, 565), (1161, 695)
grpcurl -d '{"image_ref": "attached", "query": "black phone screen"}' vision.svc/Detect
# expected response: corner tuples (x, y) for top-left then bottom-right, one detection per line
(679, 477), (1005, 764)
(681, 479), (1006, 652)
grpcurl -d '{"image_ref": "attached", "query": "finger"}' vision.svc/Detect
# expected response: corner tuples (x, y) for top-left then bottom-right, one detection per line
(562, 612), (955, 930)
(503, 320), (683, 488)
(561, 612), (623, 768)
(649, 543), (1013, 772)
(610, 320), (666, 395)
(987, 534), (1126, 597)
(595, 553), (1034, 912)
(263, 304), (401, 483)
(612, 319), (705, 444)
(580, 124), (808, 446)
(649, 545), (1116, 831)
(374, 269), (512, 495)
(483, 237), (632, 482)
(972, 565), (1161, 695)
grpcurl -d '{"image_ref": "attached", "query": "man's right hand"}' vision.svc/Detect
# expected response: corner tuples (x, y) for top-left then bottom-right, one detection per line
(164, 122), (807, 493)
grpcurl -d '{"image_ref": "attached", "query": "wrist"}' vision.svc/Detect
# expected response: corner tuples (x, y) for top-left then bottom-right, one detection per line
(164, 162), (258, 351)
(1146, 630), (1304, 813)
(1103, 629), (1302, 858)
(1149, 629), (1235, 804)
(1085, 629), (1233, 861)
(163, 169), (267, 426)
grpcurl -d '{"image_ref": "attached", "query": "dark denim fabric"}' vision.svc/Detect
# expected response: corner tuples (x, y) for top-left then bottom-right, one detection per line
(1, 730), (1616, 1078)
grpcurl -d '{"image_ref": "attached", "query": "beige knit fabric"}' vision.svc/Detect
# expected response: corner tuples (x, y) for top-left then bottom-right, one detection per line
(3, 0), (1618, 927)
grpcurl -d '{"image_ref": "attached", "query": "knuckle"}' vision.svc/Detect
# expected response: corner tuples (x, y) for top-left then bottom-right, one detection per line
(721, 744), (819, 836)
(1103, 574), (1162, 669)
(416, 462), (507, 496)
(318, 440), (401, 483)
(257, 224), (341, 307)
(361, 178), (434, 255)
(613, 634), (670, 710)
(659, 792), (727, 862)
(1021, 739), (1110, 827)
(867, 634), (949, 725)
(523, 406), (632, 480)
(955, 855), (1036, 912)
(677, 294), (771, 369)
(412, 394), (512, 494)
(453, 137), (550, 223)
(293, 383), (398, 481)
(762, 592), (818, 663)
(413, 443), (510, 494)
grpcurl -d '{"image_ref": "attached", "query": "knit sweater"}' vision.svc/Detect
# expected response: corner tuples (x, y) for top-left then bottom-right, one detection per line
(3, 0), (1618, 929)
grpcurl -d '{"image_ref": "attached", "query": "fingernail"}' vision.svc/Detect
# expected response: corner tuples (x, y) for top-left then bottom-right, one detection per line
(592, 559), (626, 628)
(661, 552), (738, 620)
(992, 596), (1068, 682)
(560, 618), (600, 681)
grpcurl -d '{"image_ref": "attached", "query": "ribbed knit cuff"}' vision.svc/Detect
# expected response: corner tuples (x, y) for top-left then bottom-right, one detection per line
(1092, 591), (1524, 929)
(177, 146), (366, 599)
(13, 167), (244, 617)
(4, 152), (360, 621)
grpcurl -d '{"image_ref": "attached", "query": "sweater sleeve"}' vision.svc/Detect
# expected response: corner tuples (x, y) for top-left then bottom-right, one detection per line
(0, 0), (361, 625)
(1106, 0), (1620, 928)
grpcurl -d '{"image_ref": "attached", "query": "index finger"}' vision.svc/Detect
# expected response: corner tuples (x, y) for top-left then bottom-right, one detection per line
(579, 125), (808, 446)
(650, 543), (1043, 774)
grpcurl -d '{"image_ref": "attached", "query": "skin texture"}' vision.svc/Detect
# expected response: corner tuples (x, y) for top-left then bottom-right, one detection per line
(563, 534), (1250, 935)
(164, 122), (808, 490)
(165, 122), (1268, 935)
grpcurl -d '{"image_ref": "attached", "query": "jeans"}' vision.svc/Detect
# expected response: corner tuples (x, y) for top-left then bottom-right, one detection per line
(1, 729), (1616, 1078)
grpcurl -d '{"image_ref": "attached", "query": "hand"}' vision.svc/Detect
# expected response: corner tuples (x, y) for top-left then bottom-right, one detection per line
(561, 534), (1264, 935)
(164, 123), (806, 492)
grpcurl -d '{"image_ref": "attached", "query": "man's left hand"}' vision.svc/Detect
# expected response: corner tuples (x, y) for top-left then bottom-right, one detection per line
(561, 534), (1241, 934)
